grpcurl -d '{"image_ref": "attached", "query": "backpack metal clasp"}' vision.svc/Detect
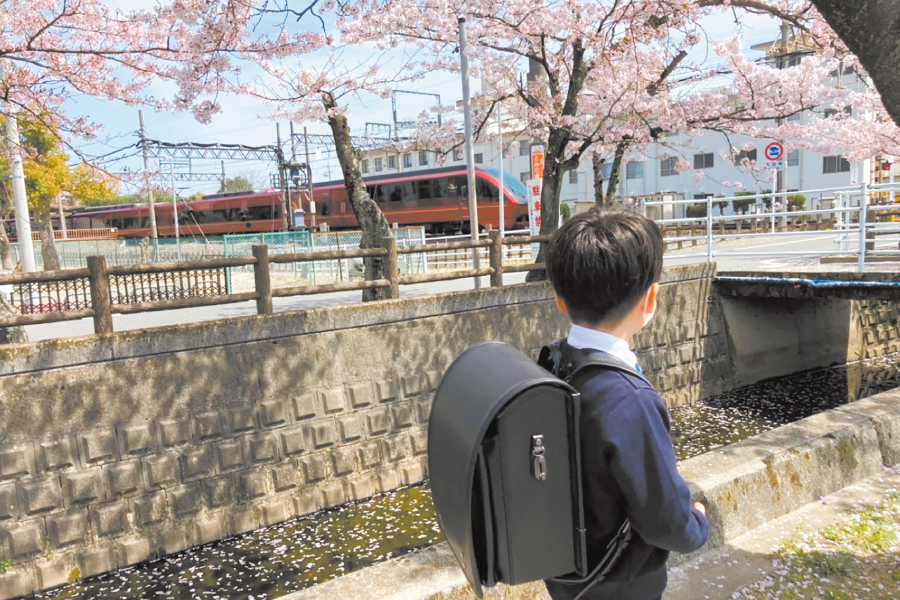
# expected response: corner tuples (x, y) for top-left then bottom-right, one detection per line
(531, 434), (547, 481)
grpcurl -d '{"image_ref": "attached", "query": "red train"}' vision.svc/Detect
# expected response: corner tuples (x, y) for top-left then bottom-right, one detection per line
(11, 165), (530, 240)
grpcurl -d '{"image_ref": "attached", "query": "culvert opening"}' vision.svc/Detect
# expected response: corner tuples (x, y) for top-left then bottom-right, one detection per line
(34, 353), (900, 600)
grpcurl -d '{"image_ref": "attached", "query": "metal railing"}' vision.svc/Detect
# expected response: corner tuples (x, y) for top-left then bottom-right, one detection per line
(0, 230), (550, 334)
(643, 182), (900, 273)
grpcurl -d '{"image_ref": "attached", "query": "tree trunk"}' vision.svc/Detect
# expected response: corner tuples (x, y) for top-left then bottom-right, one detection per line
(604, 141), (628, 206)
(592, 153), (606, 206)
(0, 294), (27, 344)
(0, 220), (12, 270)
(323, 93), (393, 302)
(810, 1), (900, 125)
(34, 202), (60, 271)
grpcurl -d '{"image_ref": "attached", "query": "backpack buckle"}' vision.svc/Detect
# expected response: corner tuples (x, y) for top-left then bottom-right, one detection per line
(532, 434), (547, 481)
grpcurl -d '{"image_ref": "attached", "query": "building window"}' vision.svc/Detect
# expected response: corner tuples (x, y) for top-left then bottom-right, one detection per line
(419, 151), (428, 166)
(693, 153), (714, 169)
(375, 157), (383, 172)
(788, 149), (799, 167)
(568, 171), (578, 184)
(787, 112), (801, 122)
(660, 157), (678, 177)
(520, 172), (530, 185)
(403, 153), (413, 168)
(519, 142), (529, 157)
(626, 162), (643, 180)
(361, 159), (369, 174)
(453, 148), (463, 161)
(824, 106), (852, 119)
(474, 153), (483, 164)
(734, 149), (757, 165)
(388, 155), (397, 169)
(823, 155), (850, 174)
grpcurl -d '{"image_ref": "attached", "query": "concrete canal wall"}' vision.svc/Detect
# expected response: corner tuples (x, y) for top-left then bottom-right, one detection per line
(0, 264), (897, 598)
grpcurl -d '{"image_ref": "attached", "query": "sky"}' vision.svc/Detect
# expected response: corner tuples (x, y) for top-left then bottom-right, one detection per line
(66, 5), (784, 198)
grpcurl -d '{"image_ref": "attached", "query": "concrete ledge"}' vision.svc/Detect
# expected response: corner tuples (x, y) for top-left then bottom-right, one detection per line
(283, 388), (900, 600)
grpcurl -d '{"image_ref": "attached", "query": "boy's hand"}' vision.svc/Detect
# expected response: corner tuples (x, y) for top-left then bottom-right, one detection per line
(693, 501), (706, 516)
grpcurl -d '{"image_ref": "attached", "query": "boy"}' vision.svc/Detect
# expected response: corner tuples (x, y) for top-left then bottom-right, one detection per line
(542, 208), (708, 600)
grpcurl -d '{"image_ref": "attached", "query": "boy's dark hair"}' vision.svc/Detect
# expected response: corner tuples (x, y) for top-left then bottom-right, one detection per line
(546, 207), (664, 325)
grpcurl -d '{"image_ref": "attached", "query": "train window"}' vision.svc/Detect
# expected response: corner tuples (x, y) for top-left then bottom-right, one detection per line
(122, 218), (137, 229)
(476, 178), (499, 202)
(433, 177), (449, 198)
(416, 179), (433, 200)
(74, 217), (90, 229)
(368, 185), (384, 202)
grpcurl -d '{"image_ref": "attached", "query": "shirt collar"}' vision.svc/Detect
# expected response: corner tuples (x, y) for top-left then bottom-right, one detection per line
(566, 323), (638, 367)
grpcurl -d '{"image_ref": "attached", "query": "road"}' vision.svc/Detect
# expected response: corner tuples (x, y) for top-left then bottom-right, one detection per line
(24, 229), (900, 342)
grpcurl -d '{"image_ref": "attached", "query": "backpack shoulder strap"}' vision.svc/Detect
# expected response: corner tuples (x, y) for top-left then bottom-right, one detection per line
(537, 337), (566, 377)
(540, 338), (650, 385)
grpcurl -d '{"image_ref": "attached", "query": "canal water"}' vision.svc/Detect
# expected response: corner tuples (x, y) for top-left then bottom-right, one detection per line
(34, 353), (900, 600)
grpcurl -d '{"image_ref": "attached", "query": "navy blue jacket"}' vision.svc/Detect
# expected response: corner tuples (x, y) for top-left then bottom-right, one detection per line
(546, 360), (708, 600)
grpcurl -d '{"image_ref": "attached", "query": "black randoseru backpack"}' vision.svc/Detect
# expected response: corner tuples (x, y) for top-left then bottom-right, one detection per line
(428, 340), (642, 598)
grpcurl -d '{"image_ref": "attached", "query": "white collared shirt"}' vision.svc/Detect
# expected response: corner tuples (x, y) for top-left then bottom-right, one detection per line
(566, 324), (639, 369)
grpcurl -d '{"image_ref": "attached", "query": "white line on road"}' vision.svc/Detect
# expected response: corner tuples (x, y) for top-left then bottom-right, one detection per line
(731, 235), (836, 251)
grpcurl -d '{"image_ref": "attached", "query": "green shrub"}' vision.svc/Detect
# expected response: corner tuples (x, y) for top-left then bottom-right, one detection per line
(686, 203), (707, 218)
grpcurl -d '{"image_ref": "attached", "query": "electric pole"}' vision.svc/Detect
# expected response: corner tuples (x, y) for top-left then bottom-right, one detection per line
(139, 111), (159, 260)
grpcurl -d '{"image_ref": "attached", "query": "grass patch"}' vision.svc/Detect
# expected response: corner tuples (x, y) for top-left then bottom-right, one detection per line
(736, 493), (900, 599)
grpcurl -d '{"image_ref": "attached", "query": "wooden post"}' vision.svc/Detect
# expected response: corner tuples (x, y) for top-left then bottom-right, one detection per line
(488, 228), (503, 287)
(87, 255), (113, 334)
(252, 245), (273, 314)
(381, 236), (400, 299)
(866, 230), (875, 251)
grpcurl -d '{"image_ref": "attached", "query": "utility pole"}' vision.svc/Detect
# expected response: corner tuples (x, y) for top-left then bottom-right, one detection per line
(0, 66), (36, 272)
(57, 194), (67, 240)
(497, 101), (505, 238)
(220, 160), (226, 192)
(139, 111), (159, 260)
(276, 123), (288, 231)
(458, 16), (481, 288)
(304, 127), (316, 231)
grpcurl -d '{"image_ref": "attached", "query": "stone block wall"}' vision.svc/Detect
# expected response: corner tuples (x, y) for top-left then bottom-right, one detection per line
(855, 299), (900, 359)
(0, 266), (720, 598)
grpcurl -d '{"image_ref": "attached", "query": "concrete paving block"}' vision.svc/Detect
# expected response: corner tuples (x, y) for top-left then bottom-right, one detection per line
(245, 432), (279, 466)
(18, 476), (63, 516)
(0, 482), (18, 521)
(160, 529), (192, 555)
(366, 407), (391, 436)
(47, 508), (89, 548)
(62, 469), (103, 508)
(409, 429), (428, 456)
(2, 518), (45, 559)
(0, 567), (36, 599)
(348, 383), (374, 409)
(293, 491), (319, 518)
(382, 433), (409, 463)
(78, 546), (116, 578)
(301, 453), (329, 484)
(259, 399), (288, 429)
(194, 518), (226, 546)
(215, 439), (245, 473)
(179, 445), (216, 481)
(835, 390), (900, 466)
(0, 443), (34, 481)
(319, 388), (347, 415)
(132, 490), (168, 528)
(270, 464), (298, 493)
(423, 370), (441, 393)
(279, 425), (307, 458)
(157, 415), (192, 448)
(118, 422), (157, 458)
(415, 399), (433, 426)
(375, 379), (397, 403)
(169, 482), (203, 518)
(376, 469), (403, 494)
(358, 440), (382, 470)
(261, 500), (289, 527)
(348, 476), (375, 501)
(231, 509), (261, 536)
(304, 419), (336, 450)
(92, 500), (130, 538)
(337, 414), (364, 443)
(104, 460), (143, 499)
(331, 447), (357, 477)
(227, 404), (258, 436)
(391, 403), (415, 431)
(403, 461), (426, 486)
(193, 411), (225, 443)
(142, 453), (180, 490)
(36, 557), (73, 591)
(36, 437), (77, 474)
(291, 393), (318, 421)
(117, 538), (152, 567)
(401, 375), (421, 399)
(319, 481), (346, 509)
(236, 468), (268, 502)
(79, 427), (118, 467)
(202, 475), (236, 509)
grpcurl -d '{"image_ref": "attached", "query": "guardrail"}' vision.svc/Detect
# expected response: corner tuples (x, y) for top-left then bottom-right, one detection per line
(0, 230), (550, 335)
(29, 228), (118, 241)
(643, 181), (900, 273)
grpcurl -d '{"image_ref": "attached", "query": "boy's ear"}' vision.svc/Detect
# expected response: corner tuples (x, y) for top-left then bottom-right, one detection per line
(554, 292), (569, 316)
(644, 282), (660, 313)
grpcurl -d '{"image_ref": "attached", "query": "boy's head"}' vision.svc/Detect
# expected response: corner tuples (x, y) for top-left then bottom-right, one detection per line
(546, 207), (664, 327)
